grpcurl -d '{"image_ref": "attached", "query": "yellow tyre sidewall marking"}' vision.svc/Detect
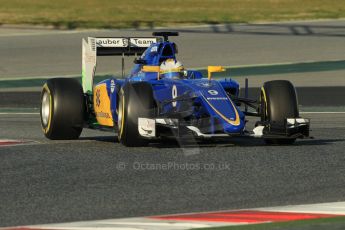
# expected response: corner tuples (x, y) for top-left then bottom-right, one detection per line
(261, 87), (268, 118)
(42, 83), (53, 134)
(118, 91), (125, 140)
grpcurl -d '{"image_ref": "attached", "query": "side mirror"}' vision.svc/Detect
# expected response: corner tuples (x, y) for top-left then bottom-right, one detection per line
(207, 66), (225, 80)
(134, 58), (147, 65)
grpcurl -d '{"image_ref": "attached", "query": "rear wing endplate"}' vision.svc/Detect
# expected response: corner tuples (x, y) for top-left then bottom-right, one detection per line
(82, 37), (159, 94)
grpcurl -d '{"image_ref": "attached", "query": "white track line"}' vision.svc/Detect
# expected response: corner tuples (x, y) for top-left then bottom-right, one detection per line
(0, 72), (115, 81)
(193, 58), (345, 71)
(0, 113), (39, 115)
(300, 112), (345, 114)
(253, 201), (345, 215)
(3, 201), (345, 230)
(29, 220), (216, 230)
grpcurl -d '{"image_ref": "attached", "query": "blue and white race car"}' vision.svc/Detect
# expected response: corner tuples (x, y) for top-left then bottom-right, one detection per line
(40, 32), (310, 146)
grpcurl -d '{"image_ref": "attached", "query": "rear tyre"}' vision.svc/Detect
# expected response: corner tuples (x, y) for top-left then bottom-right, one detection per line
(40, 78), (85, 140)
(260, 80), (299, 145)
(118, 82), (156, 147)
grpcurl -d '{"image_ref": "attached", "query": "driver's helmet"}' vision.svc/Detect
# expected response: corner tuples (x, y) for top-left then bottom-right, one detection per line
(160, 59), (186, 79)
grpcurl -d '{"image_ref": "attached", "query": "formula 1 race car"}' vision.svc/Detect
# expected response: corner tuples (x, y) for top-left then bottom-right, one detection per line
(40, 32), (310, 146)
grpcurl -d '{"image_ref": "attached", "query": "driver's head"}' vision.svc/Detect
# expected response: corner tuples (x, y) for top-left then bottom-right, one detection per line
(160, 59), (185, 79)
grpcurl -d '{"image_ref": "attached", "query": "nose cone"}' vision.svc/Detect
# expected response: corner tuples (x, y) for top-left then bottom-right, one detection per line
(189, 79), (245, 134)
(223, 119), (245, 134)
(201, 94), (245, 134)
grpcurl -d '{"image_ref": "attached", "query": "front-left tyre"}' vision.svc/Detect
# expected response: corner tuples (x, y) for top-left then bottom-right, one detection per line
(40, 78), (85, 140)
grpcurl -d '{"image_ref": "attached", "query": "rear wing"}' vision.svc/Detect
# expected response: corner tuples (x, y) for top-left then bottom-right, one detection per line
(82, 37), (159, 94)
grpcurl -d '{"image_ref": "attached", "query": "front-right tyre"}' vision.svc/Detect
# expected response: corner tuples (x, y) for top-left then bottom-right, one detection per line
(118, 82), (156, 147)
(260, 80), (299, 145)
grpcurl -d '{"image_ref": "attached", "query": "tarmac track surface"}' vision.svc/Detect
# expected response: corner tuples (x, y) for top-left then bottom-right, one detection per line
(0, 113), (345, 227)
(1, 20), (345, 228)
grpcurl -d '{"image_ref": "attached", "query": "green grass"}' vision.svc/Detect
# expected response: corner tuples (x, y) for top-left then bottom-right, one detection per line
(0, 0), (345, 29)
(197, 216), (345, 230)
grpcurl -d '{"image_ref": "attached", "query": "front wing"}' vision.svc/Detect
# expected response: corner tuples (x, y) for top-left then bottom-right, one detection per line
(138, 117), (310, 140)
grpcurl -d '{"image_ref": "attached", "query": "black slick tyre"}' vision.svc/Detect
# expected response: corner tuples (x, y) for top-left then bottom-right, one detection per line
(117, 82), (156, 147)
(260, 80), (299, 145)
(40, 78), (85, 140)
